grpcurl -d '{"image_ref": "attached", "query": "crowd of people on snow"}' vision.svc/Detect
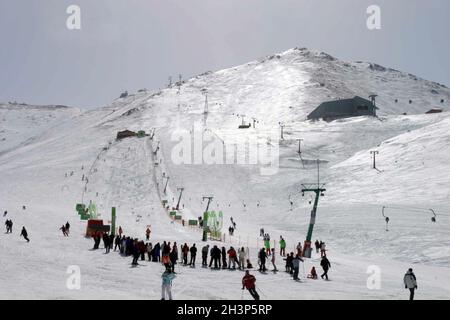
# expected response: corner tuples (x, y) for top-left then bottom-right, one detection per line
(86, 223), (338, 300)
(2, 206), (419, 301)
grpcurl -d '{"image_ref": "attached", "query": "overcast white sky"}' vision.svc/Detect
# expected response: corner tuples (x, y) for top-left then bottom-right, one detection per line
(0, 0), (449, 108)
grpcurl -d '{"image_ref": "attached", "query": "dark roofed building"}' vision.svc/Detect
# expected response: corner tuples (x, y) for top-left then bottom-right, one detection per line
(425, 108), (443, 114)
(307, 96), (378, 121)
(116, 130), (136, 140)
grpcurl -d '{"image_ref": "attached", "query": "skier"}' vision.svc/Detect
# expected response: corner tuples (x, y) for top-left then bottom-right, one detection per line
(65, 221), (70, 234)
(3, 210), (7, 217)
(296, 242), (303, 257)
(153, 242), (161, 262)
(20, 226), (30, 242)
(5, 219), (13, 233)
(264, 238), (271, 256)
(285, 252), (294, 273)
(314, 240), (320, 254)
(145, 227), (151, 241)
(270, 248), (278, 271)
(238, 247), (246, 270)
(320, 241), (326, 258)
(182, 243), (189, 265)
(118, 226), (123, 237)
(260, 228), (264, 237)
(201, 244), (209, 267)
(169, 243), (178, 272)
(404, 268), (418, 300)
(279, 236), (286, 256)
(103, 233), (111, 253)
(242, 271), (260, 300)
(308, 266), (318, 279)
(227, 246), (237, 269)
(161, 269), (176, 300)
(221, 247), (227, 269)
(93, 233), (101, 249)
(60, 225), (68, 236)
(131, 239), (140, 266)
(114, 235), (121, 251)
(146, 242), (153, 261)
(258, 248), (267, 272)
(320, 255), (331, 280)
(292, 254), (304, 280)
(138, 240), (146, 261)
(189, 243), (197, 267)
(209, 245), (221, 269)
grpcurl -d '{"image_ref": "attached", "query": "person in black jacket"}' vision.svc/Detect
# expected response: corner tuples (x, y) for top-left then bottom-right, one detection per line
(221, 247), (228, 269)
(210, 245), (221, 269)
(320, 255), (331, 280)
(114, 235), (121, 251)
(201, 244), (209, 267)
(189, 243), (197, 267)
(20, 226), (30, 242)
(131, 239), (140, 266)
(258, 248), (267, 272)
(102, 233), (110, 253)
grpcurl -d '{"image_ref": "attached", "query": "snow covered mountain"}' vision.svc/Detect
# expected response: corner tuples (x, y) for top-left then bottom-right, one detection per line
(1, 48), (449, 299)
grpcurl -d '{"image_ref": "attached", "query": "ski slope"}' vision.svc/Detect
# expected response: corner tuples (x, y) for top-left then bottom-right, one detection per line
(1, 48), (450, 299)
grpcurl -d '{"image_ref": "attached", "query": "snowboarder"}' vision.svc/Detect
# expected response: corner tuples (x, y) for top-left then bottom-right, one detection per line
(314, 240), (320, 254)
(279, 236), (286, 256)
(161, 269), (176, 300)
(292, 254), (304, 280)
(404, 268), (418, 300)
(258, 248), (267, 272)
(246, 259), (253, 269)
(242, 271), (260, 300)
(145, 227), (151, 241)
(189, 243), (197, 267)
(20, 226), (30, 242)
(308, 266), (318, 279)
(201, 244), (209, 267)
(60, 225), (68, 236)
(320, 255), (331, 280)
(270, 248), (278, 271)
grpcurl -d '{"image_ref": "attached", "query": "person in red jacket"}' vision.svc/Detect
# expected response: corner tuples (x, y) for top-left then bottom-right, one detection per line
(242, 270), (260, 300)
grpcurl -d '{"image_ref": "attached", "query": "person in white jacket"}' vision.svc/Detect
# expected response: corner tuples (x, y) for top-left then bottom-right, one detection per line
(238, 247), (246, 270)
(403, 268), (418, 300)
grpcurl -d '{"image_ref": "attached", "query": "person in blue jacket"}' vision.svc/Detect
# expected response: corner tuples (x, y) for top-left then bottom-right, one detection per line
(161, 269), (176, 300)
